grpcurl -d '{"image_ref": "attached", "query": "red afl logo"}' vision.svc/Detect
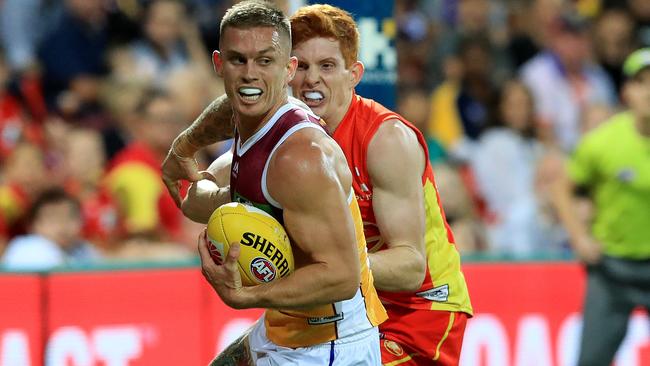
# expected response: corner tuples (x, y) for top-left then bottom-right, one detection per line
(250, 257), (277, 282)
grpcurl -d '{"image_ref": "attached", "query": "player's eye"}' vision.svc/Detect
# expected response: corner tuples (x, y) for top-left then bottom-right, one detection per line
(321, 62), (335, 71)
(258, 58), (272, 65)
(297, 62), (308, 71)
(231, 56), (246, 65)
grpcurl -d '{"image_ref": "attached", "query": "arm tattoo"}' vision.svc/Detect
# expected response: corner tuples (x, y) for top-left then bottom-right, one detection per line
(209, 332), (253, 366)
(185, 94), (235, 148)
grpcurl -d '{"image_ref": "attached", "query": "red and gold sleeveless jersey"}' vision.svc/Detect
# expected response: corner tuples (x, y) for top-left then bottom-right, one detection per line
(230, 103), (386, 348)
(332, 93), (473, 315)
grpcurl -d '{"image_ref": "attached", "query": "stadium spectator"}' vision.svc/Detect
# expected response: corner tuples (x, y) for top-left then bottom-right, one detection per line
(520, 11), (616, 152)
(119, 0), (210, 88)
(1, 187), (100, 270)
(164, 66), (223, 123)
(433, 162), (487, 254)
(505, 1), (542, 69)
(471, 79), (564, 255)
(62, 128), (122, 249)
(38, 0), (109, 113)
(426, 0), (511, 88)
(0, 52), (39, 161)
(428, 35), (497, 161)
(0, 143), (48, 237)
(394, 0), (435, 88)
(628, 0), (650, 46)
(104, 88), (188, 242)
(593, 8), (636, 94)
(551, 48), (650, 366)
(0, 0), (44, 74)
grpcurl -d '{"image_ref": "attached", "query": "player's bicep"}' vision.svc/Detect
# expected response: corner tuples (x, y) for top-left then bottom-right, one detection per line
(268, 138), (358, 272)
(368, 121), (426, 251)
(281, 188), (357, 267)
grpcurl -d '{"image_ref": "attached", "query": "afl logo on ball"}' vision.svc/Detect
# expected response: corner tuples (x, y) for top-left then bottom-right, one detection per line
(250, 257), (276, 282)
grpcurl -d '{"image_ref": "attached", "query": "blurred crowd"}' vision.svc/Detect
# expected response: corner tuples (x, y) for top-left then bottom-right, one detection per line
(0, 0), (642, 269)
(394, 0), (646, 257)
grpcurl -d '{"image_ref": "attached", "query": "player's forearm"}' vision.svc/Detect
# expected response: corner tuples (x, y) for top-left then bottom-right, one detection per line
(182, 183), (231, 224)
(173, 94), (235, 157)
(238, 263), (360, 310)
(368, 246), (426, 292)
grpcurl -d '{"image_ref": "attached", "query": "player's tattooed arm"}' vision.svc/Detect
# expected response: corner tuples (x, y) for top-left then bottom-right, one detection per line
(173, 94), (235, 157)
(162, 94), (235, 206)
(209, 333), (253, 366)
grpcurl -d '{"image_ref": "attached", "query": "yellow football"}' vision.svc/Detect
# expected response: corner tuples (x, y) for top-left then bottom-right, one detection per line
(206, 202), (294, 286)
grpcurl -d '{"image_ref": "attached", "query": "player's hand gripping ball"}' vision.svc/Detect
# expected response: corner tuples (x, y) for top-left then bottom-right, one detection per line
(206, 202), (294, 286)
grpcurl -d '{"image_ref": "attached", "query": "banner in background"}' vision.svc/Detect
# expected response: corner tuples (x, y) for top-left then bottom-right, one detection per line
(44, 270), (207, 366)
(2, 263), (649, 366)
(0, 275), (43, 366)
(307, 0), (397, 109)
(461, 263), (649, 366)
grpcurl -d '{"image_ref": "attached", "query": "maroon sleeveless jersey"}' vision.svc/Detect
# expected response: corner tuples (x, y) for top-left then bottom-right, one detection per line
(230, 103), (325, 222)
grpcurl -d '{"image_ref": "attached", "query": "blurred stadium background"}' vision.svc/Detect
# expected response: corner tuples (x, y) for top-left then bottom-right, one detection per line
(0, 0), (648, 365)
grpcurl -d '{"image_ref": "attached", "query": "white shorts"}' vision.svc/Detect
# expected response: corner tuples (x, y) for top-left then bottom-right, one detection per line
(248, 316), (381, 366)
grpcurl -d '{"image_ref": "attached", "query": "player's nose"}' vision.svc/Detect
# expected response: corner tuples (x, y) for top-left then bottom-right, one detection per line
(242, 61), (259, 82)
(304, 67), (320, 86)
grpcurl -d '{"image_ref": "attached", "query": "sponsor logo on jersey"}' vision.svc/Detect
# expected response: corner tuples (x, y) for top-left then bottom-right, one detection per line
(307, 313), (344, 325)
(416, 284), (449, 302)
(240, 232), (290, 277)
(383, 340), (404, 357)
(250, 257), (276, 283)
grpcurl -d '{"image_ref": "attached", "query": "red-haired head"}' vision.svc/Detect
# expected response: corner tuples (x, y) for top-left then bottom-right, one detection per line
(290, 4), (359, 68)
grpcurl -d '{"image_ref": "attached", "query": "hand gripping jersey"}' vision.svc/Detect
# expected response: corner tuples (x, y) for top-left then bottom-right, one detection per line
(332, 93), (473, 315)
(230, 103), (387, 348)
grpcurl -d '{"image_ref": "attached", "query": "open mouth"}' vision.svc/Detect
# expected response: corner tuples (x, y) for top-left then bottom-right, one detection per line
(302, 91), (324, 106)
(238, 87), (263, 102)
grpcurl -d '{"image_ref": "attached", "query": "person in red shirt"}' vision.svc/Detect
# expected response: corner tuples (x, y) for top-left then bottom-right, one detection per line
(62, 128), (122, 249)
(0, 52), (44, 162)
(163, 5), (473, 365)
(106, 89), (187, 241)
(0, 142), (48, 238)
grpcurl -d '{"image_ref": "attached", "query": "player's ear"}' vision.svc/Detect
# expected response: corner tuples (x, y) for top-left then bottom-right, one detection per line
(212, 50), (224, 76)
(350, 61), (364, 88)
(286, 56), (298, 83)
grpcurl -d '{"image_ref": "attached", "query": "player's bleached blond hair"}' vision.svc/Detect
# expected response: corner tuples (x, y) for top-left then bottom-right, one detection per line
(219, 0), (291, 51)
